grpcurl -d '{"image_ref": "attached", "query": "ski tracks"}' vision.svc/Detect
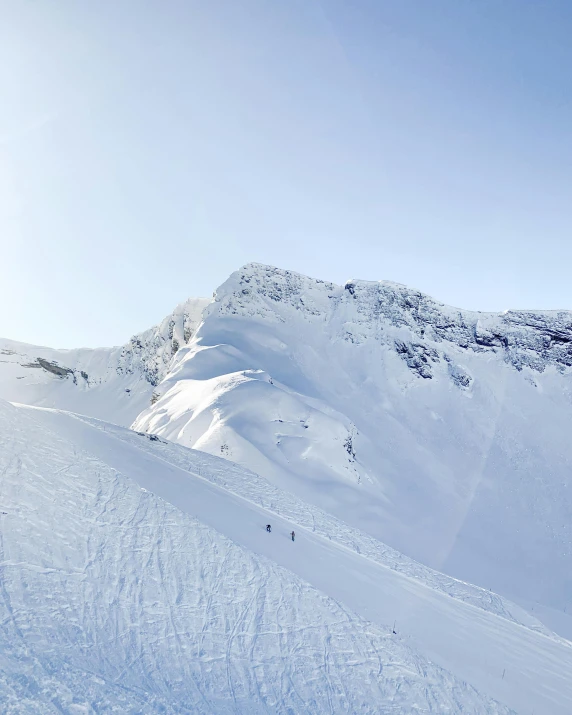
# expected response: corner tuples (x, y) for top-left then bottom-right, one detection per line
(0, 401), (516, 713)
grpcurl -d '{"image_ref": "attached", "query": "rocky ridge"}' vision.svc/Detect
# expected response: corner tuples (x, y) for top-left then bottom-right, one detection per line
(216, 263), (572, 380)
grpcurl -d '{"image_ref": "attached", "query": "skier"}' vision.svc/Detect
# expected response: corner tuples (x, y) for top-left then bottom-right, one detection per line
(291, 530), (295, 541)
(266, 524), (272, 533)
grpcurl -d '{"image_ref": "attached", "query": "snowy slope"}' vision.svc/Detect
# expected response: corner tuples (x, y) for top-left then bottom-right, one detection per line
(7, 400), (572, 713)
(4, 262), (572, 640)
(134, 264), (572, 632)
(0, 398), (530, 715)
(0, 297), (209, 426)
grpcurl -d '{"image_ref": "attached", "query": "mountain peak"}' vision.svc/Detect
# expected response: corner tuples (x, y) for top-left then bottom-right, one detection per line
(4, 263), (572, 646)
(209, 264), (572, 375)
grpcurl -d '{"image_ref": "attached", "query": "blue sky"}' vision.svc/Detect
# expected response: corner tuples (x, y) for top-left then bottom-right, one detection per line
(1, 0), (571, 347)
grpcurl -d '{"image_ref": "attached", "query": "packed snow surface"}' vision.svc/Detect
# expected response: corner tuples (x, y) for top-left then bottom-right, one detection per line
(3, 399), (572, 713)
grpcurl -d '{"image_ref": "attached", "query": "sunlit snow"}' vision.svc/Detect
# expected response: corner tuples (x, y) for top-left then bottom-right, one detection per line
(2, 263), (572, 712)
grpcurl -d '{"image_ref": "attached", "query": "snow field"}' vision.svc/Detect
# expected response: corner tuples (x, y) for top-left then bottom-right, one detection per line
(14, 403), (572, 714)
(0, 399), (515, 713)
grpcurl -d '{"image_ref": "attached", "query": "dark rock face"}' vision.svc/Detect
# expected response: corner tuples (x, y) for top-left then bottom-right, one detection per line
(447, 361), (473, 389)
(394, 341), (439, 379)
(360, 281), (572, 374)
(37, 358), (74, 378)
(23, 358), (75, 380)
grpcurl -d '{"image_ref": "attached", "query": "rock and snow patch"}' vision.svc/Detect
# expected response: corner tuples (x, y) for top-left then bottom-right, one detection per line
(0, 297), (209, 426)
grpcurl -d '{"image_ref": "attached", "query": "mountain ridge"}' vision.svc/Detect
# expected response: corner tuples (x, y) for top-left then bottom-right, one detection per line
(3, 263), (572, 639)
(219, 263), (572, 376)
(0, 296), (210, 425)
(134, 263), (572, 637)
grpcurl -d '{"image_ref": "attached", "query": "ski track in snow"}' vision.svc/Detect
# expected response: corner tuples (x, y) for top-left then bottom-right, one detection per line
(0, 399), (517, 714)
(7, 403), (572, 714)
(58, 408), (554, 638)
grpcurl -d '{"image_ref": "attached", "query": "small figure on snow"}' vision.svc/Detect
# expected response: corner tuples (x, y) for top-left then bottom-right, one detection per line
(266, 524), (272, 533)
(290, 530), (295, 541)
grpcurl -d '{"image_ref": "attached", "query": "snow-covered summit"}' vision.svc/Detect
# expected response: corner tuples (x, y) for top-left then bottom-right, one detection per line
(4, 262), (572, 641)
(215, 262), (572, 375)
(134, 263), (572, 638)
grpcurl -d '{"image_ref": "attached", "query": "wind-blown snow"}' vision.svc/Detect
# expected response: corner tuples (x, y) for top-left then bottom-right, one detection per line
(1, 398), (530, 714)
(134, 264), (572, 634)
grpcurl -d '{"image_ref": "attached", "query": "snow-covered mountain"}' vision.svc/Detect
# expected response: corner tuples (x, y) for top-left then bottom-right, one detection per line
(3, 263), (572, 643)
(133, 264), (572, 636)
(4, 397), (572, 714)
(0, 297), (209, 426)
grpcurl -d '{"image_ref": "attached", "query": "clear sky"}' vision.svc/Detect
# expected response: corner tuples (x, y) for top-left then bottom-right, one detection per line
(1, 0), (571, 348)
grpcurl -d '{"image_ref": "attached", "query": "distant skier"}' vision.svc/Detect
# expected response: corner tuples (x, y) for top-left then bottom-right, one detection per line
(290, 530), (295, 541)
(266, 524), (272, 533)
